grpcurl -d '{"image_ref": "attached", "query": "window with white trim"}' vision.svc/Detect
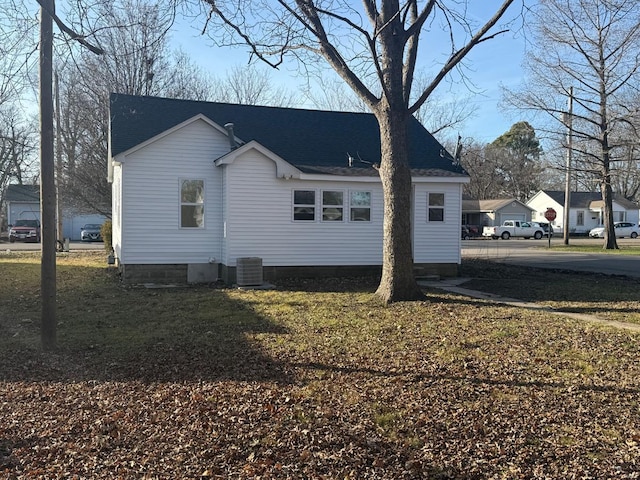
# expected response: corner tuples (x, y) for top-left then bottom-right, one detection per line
(576, 210), (584, 226)
(293, 190), (316, 221)
(322, 190), (344, 221)
(350, 191), (371, 221)
(427, 193), (445, 222)
(180, 179), (204, 228)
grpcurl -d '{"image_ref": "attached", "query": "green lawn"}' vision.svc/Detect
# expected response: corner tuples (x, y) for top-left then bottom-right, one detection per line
(1, 252), (639, 478)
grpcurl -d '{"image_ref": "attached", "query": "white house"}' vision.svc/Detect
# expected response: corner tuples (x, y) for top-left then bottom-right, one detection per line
(108, 94), (470, 285)
(527, 190), (640, 235)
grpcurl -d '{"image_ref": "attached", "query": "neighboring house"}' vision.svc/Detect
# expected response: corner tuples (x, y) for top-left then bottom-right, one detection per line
(5, 184), (40, 227)
(108, 93), (470, 285)
(527, 190), (640, 235)
(3, 184), (107, 241)
(462, 198), (534, 228)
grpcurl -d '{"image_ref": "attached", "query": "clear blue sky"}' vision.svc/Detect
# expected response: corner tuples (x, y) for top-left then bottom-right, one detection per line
(170, 2), (528, 144)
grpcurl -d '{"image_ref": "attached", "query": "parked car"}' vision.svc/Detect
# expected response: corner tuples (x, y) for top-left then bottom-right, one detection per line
(9, 219), (41, 243)
(461, 225), (480, 240)
(80, 223), (103, 242)
(589, 222), (639, 239)
(482, 220), (545, 240)
(533, 222), (553, 237)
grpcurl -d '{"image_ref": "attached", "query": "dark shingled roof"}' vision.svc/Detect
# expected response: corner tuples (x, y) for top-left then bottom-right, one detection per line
(5, 184), (39, 202)
(109, 93), (467, 177)
(542, 190), (638, 210)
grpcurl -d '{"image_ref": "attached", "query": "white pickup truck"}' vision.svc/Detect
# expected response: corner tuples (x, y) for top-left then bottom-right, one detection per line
(482, 220), (545, 240)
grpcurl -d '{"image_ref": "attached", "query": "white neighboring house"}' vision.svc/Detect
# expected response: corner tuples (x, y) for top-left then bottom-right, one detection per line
(4, 184), (107, 240)
(527, 190), (640, 235)
(108, 94), (470, 285)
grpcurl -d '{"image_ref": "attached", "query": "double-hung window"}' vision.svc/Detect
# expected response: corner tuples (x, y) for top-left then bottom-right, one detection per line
(322, 190), (344, 221)
(350, 191), (371, 221)
(180, 179), (205, 228)
(427, 193), (445, 222)
(293, 190), (316, 221)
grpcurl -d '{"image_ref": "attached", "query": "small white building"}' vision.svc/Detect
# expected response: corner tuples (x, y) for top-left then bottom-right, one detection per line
(108, 94), (470, 285)
(3, 184), (107, 240)
(527, 190), (640, 235)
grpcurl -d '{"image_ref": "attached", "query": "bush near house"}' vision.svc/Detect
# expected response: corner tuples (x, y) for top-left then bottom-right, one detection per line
(101, 220), (112, 253)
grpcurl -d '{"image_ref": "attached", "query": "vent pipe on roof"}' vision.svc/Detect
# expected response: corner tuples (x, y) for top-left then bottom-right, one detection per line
(224, 123), (237, 150)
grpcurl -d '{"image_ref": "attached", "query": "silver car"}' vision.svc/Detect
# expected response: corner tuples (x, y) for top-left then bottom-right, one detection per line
(589, 221), (639, 238)
(80, 223), (103, 242)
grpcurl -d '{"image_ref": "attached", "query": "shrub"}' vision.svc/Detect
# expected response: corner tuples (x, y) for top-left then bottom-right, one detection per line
(101, 220), (113, 253)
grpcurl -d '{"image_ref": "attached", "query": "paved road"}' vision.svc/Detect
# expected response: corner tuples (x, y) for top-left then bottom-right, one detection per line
(4, 237), (639, 278)
(1, 240), (104, 251)
(463, 237), (640, 278)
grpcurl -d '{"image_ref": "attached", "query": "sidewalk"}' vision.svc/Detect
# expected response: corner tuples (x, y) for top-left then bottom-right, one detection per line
(419, 277), (640, 333)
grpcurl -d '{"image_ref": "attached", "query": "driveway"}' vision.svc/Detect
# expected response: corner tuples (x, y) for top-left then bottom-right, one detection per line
(462, 237), (640, 278)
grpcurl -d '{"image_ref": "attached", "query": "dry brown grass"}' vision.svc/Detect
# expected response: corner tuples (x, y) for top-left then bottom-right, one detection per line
(1, 252), (639, 478)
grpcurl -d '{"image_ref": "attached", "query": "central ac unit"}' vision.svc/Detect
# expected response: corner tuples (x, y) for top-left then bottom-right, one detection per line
(236, 257), (263, 286)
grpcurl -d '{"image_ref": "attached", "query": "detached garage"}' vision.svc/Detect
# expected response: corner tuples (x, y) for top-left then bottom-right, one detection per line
(462, 198), (534, 228)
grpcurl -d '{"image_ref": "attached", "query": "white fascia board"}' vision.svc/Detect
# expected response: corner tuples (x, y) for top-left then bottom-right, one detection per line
(294, 174), (468, 184)
(116, 114), (229, 161)
(214, 140), (302, 179)
(298, 173), (381, 182)
(411, 175), (470, 184)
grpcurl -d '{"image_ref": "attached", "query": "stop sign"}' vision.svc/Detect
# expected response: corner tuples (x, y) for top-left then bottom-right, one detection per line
(544, 208), (557, 221)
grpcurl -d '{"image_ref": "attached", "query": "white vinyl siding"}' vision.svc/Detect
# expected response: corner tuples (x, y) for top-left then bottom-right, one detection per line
(118, 118), (225, 264)
(413, 183), (463, 264)
(222, 150), (383, 266)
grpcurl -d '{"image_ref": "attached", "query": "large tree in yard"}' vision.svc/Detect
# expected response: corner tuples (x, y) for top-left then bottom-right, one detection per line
(198, 1), (519, 302)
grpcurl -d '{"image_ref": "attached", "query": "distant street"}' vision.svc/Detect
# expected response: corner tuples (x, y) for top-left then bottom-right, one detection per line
(4, 237), (640, 279)
(1, 240), (104, 252)
(463, 237), (640, 278)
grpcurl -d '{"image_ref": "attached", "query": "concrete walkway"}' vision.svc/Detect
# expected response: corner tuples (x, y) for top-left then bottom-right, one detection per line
(419, 278), (640, 333)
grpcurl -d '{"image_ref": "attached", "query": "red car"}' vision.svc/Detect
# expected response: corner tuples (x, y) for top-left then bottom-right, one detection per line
(9, 219), (41, 243)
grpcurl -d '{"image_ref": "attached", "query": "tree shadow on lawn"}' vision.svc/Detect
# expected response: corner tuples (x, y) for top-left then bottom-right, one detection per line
(0, 264), (293, 384)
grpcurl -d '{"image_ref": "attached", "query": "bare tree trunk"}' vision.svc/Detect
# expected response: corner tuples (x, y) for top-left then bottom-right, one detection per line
(601, 167), (618, 250)
(374, 109), (424, 303)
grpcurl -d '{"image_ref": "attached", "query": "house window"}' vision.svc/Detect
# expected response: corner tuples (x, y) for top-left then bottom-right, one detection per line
(180, 179), (204, 228)
(616, 211), (626, 222)
(576, 211), (584, 226)
(427, 193), (445, 222)
(350, 191), (371, 221)
(293, 190), (316, 221)
(322, 190), (343, 221)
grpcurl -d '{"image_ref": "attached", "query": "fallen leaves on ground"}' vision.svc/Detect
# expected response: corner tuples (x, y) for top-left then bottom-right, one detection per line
(1, 257), (639, 478)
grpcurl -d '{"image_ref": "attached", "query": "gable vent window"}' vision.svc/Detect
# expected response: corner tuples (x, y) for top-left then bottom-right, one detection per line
(350, 191), (371, 221)
(293, 190), (316, 221)
(322, 190), (344, 221)
(427, 192), (445, 222)
(181, 179), (205, 228)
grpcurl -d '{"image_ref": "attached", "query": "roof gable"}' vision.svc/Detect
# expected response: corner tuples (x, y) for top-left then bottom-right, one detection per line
(109, 93), (467, 177)
(5, 184), (40, 203)
(462, 198), (533, 212)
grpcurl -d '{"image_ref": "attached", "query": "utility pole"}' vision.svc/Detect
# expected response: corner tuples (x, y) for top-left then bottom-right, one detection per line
(562, 87), (573, 246)
(40, 0), (56, 350)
